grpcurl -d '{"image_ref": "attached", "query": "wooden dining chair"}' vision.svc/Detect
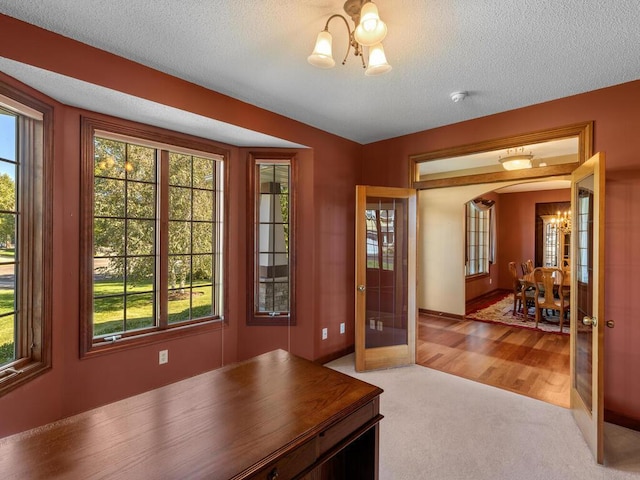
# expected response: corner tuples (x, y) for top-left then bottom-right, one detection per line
(526, 259), (534, 273)
(508, 262), (535, 317)
(532, 267), (570, 332)
(520, 262), (528, 276)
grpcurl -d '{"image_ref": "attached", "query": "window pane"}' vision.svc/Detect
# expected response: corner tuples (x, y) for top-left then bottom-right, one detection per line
(192, 254), (212, 284)
(94, 259), (124, 288)
(169, 220), (191, 254)
(169, 255), (191, 290)
(168, 287), (191, 324)
(0, 111), (16, 161)
(193, 156), (214, 189)
(126, 256), (155, 288)
(125, 292), (155, 331)
(169, 186), (191, 220)
(126, 144), (155, 183)
(0, 213), (16, 252)
(258, 194), (273, 222)
(95, 138), (126, 180)
(169, 153), (191, 187)
(94, 218), (125, 257)
(191, 285), (213, 320)
(94, 178), (125, 217)
(126, 220), (155, 256)
(93, 296), (124, 337)
(259, 165), (274, 187)
(192, 223), (213, 254)
(0, 313), (15, 366)
(193, 190), (213, 221)
(127, 181), (155, 219)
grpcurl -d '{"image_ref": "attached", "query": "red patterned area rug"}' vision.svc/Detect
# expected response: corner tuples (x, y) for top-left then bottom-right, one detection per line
(466, 293), (570, 335)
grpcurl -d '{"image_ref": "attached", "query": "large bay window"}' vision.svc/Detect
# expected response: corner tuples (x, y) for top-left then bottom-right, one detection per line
(81, 118), (226, 355)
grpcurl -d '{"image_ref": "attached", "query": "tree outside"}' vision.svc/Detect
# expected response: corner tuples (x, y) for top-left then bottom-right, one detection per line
(92, 138), (218, 337)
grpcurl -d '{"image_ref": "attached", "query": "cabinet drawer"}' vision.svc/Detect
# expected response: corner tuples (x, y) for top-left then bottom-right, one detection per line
(318, 401), (376, 455)
(248, 438), (316, 480)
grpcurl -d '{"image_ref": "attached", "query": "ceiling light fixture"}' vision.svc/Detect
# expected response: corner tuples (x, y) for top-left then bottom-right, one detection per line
(498, 147), (533, 171)
(308, 0), (391, 76)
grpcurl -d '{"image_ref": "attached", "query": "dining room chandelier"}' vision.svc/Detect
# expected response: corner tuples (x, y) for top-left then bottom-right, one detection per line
(550, 210), (571, 233)
(307, 0), (391, 76)
(498, 147), (533, 171)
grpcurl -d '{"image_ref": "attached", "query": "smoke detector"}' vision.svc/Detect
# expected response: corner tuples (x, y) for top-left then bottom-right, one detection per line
(450, 91), (468, 103)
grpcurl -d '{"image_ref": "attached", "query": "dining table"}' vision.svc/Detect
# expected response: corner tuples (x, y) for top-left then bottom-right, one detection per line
(519, 269), (571, 322)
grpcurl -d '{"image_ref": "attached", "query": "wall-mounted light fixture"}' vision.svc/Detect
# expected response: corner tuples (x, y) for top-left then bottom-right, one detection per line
(307, 0), (391, 76)
(498, 147), (533, 171)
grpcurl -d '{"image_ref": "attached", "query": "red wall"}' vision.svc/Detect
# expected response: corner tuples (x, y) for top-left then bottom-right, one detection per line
(0, 16), (362, 438)
(362, 80), (640, 426)
(496, 189), (571, 290)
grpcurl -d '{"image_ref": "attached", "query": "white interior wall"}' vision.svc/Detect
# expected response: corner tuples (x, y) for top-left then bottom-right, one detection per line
(417, 180), (523, 316)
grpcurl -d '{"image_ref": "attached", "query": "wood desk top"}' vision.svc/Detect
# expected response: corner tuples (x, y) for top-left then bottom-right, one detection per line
(0, 350), (383, 479)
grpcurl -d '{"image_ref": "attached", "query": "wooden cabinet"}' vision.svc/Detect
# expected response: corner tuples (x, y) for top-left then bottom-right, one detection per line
(0, 350), (383, 479)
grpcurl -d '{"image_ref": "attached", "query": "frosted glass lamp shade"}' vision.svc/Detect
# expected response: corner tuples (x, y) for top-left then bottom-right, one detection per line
(365, 43), (392, 76)
(354, 2), (387, 46)
(500, 157), (532, 170)
(307, 30), (336, 68)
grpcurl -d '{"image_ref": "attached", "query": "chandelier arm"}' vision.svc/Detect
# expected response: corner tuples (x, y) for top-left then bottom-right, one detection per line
(323, 14), (354, 65)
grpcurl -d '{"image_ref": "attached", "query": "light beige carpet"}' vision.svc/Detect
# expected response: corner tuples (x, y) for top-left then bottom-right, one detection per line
(466, 293), (570, 334)
(326, 354), (640, 480)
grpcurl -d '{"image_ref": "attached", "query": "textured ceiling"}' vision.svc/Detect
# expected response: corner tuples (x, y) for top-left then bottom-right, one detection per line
(1, 0), (639, 144)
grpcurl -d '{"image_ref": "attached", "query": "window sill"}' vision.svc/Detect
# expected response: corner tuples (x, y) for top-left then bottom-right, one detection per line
(465, 273), (490, 282)
(81, 319), (225, 359)
(0, 360), (52, 398)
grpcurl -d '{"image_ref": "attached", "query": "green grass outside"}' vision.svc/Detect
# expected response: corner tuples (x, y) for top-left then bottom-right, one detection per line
(92, 279), (214, 337)
(0, 279), (214, 364)
(0, 248), (15, 263)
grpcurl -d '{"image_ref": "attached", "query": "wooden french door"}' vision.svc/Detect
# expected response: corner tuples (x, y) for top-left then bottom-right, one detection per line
(355, 186), (417, 372)
(570, 152), (605, 463)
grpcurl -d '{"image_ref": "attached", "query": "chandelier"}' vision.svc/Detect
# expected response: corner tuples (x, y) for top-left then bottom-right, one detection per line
(498, 147), (533, 171)
(550, 210), (571, 234)
(307, 0), (391, 76)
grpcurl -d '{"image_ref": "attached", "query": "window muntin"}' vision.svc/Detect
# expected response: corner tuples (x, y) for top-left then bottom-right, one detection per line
(0, 87), (52, 396)
(248, 155), (295, 326)
(465, 201), (489, 276)
(83, 119), (225, 353)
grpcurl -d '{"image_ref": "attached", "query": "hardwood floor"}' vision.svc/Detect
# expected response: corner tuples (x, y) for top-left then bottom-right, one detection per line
(417, 312), (570, 407)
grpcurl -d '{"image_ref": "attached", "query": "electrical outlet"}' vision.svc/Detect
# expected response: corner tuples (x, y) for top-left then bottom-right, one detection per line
(377, 320), (383, 331)
(159, 349), (168, 365)
(369, 319), (376, 330)
(322, 328), (328, 340)
(340, 322), (345, 334)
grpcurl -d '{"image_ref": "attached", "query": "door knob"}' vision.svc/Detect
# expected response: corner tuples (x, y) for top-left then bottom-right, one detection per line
(582, 316), (597, 327)
(606, 320), (615, 328)
(357, 285), (366, 292)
